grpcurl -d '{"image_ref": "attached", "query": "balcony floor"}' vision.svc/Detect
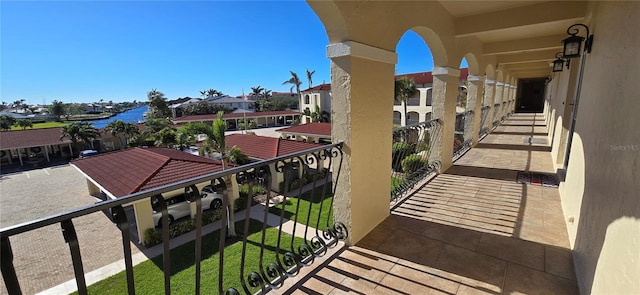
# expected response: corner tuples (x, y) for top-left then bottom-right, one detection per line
(282, 113), (578, 294)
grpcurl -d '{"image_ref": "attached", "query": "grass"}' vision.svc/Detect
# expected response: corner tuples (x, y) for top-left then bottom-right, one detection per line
(391, 176), (406, 193)
(268, 193), (334, 231)
(76, 219), (308, 294)
(9, 121), (69, 130)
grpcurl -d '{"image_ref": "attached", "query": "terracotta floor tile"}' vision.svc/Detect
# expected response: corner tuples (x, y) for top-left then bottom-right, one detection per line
(475, 234), (545, 271)
(377, 263), (461, 295)
(420, 221), (483, 251)
(503, 263), (579, 295)
(377, 229), (446, 266)
(545, 246), (577, 281)
(433, 245), (507, 289)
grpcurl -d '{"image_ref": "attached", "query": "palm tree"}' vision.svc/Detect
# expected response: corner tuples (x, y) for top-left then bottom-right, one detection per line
(106, 120), (140, 149)
(50, 100), (65, 119)
(147, 89), (171, 118)
(200, 90), (207, 98)
(282, 71), (302, 97)
(306, 69), (315, 89)
(394, 76), (419, 126)
(177, 112), (246, 237)
(61, 121), (101, 155)
(15, 119), (33, 130)
(206, 89), (223, 98)
(250, 86), (264, 99)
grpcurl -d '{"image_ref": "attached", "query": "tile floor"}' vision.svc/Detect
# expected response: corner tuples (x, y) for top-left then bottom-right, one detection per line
(280, 113), (578, 295)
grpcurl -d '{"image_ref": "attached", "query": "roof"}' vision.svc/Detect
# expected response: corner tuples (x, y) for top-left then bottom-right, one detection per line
(276, 123), (331, 137)
(71, 147), (225, 198)
(0, 127), (72, 150)
(173, 110), (299, 123)
(226, 134), (325, 160)
(300, 69), (469, 92)
(301, 83), (331, 92)
(0, 111), (30, 119)
(204, 95), (247, 104)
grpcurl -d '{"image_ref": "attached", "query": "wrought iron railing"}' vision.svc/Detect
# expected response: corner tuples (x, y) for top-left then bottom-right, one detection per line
(0, 143), (345, 295)
(492, 103), (500, 129)
(453, 110), (473, 160)
(479, 105), (490, 138)
(501, 101), (508, 121)
(391, 119), (442, 202)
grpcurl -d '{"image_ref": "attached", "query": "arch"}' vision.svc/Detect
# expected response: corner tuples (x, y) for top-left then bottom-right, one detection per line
(304, 94), (310, 104)
(485, 64), (496, 81)
(425, 88), (433, 106)
(306, 1), (348, 43)
(460, 53), (480, 76)
(393, 111), (402, 125)
(407, 111), (420, 124)
(410, 27), (448, 67)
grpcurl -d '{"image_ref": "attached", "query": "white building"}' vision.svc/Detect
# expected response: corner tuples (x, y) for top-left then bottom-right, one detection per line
(299, 69), (469, 126)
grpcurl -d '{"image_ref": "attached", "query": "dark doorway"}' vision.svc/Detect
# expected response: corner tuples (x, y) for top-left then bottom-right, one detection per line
(516, 78), (546, 113)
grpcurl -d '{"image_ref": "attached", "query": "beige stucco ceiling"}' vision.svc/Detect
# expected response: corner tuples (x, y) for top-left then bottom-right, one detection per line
(439, 0), (548, 18)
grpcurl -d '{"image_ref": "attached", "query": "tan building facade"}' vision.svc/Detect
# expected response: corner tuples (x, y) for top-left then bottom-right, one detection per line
(309, 1), (639, 294)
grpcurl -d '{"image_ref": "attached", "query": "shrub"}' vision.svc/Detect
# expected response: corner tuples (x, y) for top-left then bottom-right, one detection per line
(401, 154), (427, 175)
(392, 142), (415, 172)
(144, 228), (162, 246)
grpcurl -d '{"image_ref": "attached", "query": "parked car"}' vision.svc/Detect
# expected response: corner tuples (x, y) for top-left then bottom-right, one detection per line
(200, 185), (224, 210)
(79, 150), (99, 159)
(151, 186), (224, 227)
(152, 194), (191, 227)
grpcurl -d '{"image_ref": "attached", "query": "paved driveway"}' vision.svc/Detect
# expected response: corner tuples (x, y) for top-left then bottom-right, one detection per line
(0, 165), (141, 294)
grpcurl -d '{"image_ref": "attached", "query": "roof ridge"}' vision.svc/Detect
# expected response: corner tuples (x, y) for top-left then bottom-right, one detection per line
(130, 148), (172, 193)
(275, 137), (282, 157)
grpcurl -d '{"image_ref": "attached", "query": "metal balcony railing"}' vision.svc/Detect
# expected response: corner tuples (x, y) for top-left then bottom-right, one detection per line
(0, 143), (346, 295)
(391, 119), (442, 203)
(492, 103), (501, 129)
(453, 110), (473, 161)
(479, 105), (490, 138)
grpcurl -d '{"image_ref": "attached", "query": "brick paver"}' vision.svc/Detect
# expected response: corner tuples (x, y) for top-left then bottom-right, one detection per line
(0, 165), (141, 294)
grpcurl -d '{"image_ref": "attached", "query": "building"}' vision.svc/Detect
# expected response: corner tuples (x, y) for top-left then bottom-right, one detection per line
(204, 95), (254, 112)
(173, 110), (300, 130)
(276, 122), (331, 143)
(299, 70), (469, 126)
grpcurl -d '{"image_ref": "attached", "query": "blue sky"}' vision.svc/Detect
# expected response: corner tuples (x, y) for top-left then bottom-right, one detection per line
(2, 1), (463, 105)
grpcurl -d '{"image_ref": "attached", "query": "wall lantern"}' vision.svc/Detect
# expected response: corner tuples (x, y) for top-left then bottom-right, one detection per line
(552, 52), (566, 72)
(562, 24), (594, 58)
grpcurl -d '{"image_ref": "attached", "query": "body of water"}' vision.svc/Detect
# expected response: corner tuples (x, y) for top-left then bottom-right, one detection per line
(90, 105), (149, 129)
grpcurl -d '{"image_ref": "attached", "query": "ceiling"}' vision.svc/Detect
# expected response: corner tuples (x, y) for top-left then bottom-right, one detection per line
(439, 0), (587, 78)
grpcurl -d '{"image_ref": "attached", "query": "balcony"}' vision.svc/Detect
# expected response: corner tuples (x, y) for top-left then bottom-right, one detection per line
(0, 112), (579, 294)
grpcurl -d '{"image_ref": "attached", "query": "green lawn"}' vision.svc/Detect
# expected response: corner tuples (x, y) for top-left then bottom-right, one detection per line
(9, 121), (69, 130)
(269, 193), (334, 232)
(77, 219), (308, 294)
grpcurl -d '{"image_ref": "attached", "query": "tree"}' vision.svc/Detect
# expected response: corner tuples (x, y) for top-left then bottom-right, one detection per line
(61, 121), (101, 154)
(250, 86), (264, 99)
(206, 89), (223, 98)
(306, 68), (315, 89)
(200, 90), (207, 98)
(183, 101), (231, 116)
(0, 102), (7, 112)
(50, 100), (65, 119)
(0, 115), (16, 130)
(303, 105), (330, 123)
(63, 103), (83, 121)
(394, 77), (419, 126)
(282, 71), (302, 97)
(176, 112), (245, 237)
(147, 89), (171, 118)
(154, 127), (177, 147)
(15, 119), (33, 130)
(105, 120), (139, 149)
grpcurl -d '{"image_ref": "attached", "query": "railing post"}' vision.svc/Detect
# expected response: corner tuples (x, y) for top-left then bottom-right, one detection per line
(1, 236), (21, 295)
(111, 205), (135, 295)
(61, 219), (87, 295)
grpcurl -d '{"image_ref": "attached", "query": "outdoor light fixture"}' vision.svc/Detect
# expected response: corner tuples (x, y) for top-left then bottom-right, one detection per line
(562, 24), (594, 58)
(552, 52), (566, 72)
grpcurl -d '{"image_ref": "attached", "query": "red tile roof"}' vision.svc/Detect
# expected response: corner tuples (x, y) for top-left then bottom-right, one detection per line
(301, 83), (331, 92)
(276, 123), (331, 137)
(71, 147), (224, 198)
(300, 69), (470, 92)
(0, 127), (73, 149)
(226, 134), (325, 160)
(173, 110), (299, 123)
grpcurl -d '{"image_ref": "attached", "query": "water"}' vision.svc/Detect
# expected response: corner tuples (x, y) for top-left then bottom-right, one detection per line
(90, 105), (149, 129)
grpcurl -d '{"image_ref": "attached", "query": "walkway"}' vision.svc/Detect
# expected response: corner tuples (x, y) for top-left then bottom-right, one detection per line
(280, 113), (578, 294)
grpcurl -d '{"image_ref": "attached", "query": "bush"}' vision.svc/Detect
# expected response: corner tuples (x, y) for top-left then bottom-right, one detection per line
(144, 210), (223, 246)
(392, 142), (415, 172)
(144, 228), (162, 246)
(401, 154), (427, 175)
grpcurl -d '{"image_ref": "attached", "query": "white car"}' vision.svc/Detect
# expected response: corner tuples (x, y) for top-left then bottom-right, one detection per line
(152, 186), (224, 227)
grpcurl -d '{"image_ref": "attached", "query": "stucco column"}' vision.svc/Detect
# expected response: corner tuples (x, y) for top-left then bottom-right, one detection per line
(510, 85), (517, 114)
(466, 75), (484, 145)
(430, 67), (460, 171)
(484, 80), (496, 132)
(328, 41), (396, 245)
(134, 199), (155, 244)
(501, 84), (510, 119)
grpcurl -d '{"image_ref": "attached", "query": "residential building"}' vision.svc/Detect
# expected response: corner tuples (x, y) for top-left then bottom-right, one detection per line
(2, 1), (638, 295)
(276, 122), (331, 143)
(204, 95), (254, 112)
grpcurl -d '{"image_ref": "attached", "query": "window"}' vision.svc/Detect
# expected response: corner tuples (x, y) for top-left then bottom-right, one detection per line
(304, 95), (310, 104)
